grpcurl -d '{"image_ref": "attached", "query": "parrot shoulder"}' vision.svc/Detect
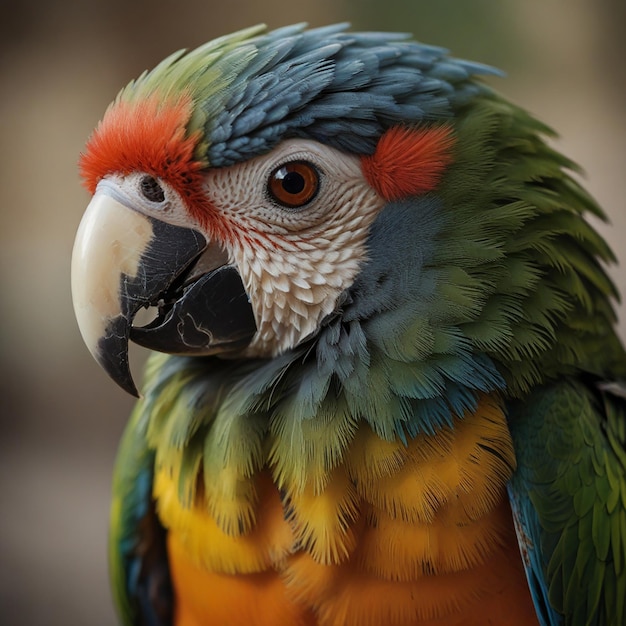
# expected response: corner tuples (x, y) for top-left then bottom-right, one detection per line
(508, 378), (626, 626)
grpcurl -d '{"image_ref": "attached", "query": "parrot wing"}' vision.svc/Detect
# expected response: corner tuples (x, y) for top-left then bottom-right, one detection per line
(508, 379), (626, 626)
(109, 402), (173, 626)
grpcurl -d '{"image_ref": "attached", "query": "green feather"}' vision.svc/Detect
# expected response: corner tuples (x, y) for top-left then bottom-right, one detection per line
(109, 400), (171, 626)
(509, 381), (626, 626)
(435, 94), (626, 394)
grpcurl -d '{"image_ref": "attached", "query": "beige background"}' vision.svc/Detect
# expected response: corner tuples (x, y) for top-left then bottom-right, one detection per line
(0, 1), (623, 624)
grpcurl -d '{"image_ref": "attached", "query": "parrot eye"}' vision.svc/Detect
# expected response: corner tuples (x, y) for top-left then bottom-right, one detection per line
(140, 175), (166, 203)
(267, 161), (320, 209)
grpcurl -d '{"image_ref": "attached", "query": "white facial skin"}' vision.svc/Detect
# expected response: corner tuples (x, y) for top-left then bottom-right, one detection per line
(200, 139), (386, 357)
(76, 139), (386, 361)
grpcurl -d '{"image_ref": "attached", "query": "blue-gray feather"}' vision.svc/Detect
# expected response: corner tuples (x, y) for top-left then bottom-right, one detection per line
(206, 24), (498, 165)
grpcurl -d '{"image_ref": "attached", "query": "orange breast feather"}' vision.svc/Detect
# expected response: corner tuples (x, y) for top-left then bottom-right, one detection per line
(155, 396), (539, 626)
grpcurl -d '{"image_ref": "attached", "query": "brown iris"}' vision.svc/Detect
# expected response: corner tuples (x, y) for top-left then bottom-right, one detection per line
(267, 161), (320, 208)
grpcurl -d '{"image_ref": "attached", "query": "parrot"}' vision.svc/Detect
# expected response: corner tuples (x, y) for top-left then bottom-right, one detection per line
(71, 22), (626, 626)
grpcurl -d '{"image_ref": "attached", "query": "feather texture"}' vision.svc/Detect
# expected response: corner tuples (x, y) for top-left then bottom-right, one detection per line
(509, 382), (626, 626)
(132, 382), (535, 625)
(89, 23), (626, 626)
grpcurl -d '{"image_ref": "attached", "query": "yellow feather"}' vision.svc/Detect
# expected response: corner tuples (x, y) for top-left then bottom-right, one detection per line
(344, 422), (415, 479)
(284, 465), (361, 565)
(346, 396), (515, 523)
(355, 499), (511, 580)
(450, 398), (517, 521)
(154, 470), (294, 574)
(201, 463), (260, 535)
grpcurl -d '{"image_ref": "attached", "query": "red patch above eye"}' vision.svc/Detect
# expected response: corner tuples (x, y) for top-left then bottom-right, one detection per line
(77, 92), (227, 235)
(78, 92), (205, 195)
(361, 125), (455, 201)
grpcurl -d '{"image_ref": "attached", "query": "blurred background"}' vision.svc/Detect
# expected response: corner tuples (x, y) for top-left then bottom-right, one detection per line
(0, 1), (624, 624)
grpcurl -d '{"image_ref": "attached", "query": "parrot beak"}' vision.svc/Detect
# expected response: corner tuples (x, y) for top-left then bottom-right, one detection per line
(71, 185), (256, 396)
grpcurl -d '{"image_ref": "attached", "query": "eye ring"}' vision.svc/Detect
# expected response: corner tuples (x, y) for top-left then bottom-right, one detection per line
(140, 175), (166, 203)
(267, 160), (320, 209)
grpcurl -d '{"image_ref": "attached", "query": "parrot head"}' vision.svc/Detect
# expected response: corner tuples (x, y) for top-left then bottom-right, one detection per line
(72, 23), (622, 420)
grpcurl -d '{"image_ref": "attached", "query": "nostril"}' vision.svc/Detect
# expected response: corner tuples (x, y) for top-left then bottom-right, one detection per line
(140, 175), (166, 203)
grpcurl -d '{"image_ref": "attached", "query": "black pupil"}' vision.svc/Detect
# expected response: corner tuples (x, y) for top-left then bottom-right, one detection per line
(140, 176), (165, 203)
(280, 171), (305, 195)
